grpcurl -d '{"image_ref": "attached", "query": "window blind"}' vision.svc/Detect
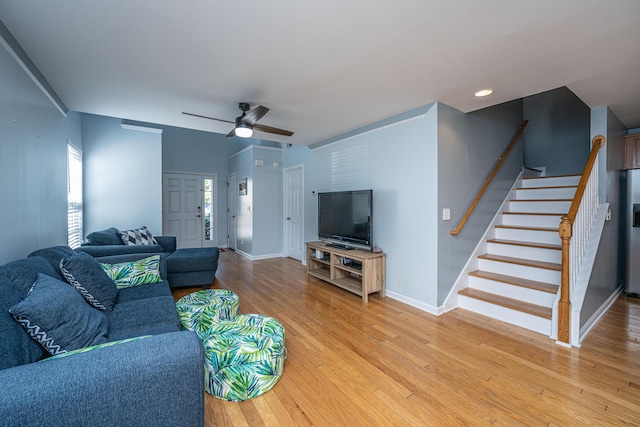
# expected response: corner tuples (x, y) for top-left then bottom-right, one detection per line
(67, 143), (83, 249)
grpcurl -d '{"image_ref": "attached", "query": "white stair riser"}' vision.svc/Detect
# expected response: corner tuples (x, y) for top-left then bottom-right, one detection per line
(495, 228), (560, 245)
(477, 258), (561, 285)
(459, 295), (552, 335)
(502, 214), (562, 228)
(508, 200), (571, 213)
(521, 176), (581, 188)
(515, 187), (576, 200)
(487, 242), (561, 264)
(468, 276), (557, 307)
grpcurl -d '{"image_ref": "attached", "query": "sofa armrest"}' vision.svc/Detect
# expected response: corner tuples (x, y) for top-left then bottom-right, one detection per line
(155, 236), (177, 253)
(0, 331), (204, 426)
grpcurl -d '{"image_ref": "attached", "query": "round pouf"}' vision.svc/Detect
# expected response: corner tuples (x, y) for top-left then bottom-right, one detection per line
(201, 314), (286, 401)
(175, 289), (240, 338)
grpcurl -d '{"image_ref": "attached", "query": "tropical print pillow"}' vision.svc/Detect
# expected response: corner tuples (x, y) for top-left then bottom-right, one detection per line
(99, 255), (162, 289)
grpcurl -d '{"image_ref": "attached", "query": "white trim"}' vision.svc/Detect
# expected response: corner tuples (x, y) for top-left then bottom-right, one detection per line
(386, 291), (442, 316)
(121, 123), (163, 133)
(234, 249), (283, 261)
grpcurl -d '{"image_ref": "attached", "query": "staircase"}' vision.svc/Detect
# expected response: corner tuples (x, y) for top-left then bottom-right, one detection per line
(458, 174), (581, 336)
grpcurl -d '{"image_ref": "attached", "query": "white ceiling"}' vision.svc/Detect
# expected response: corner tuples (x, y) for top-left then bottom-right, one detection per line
(1, 1), (639, 146)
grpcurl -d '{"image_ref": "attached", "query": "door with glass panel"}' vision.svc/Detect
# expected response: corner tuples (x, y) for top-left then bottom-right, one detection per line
(162, 173), (217, 249)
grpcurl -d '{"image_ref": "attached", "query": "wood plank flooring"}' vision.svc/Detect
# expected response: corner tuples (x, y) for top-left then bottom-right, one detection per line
(173, 250), (640, 426)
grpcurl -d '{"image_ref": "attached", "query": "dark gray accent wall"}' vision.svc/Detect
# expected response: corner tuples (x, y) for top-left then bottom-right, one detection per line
(437, 100), (524, 304)
(0, 34), (81, 264)
(522, 86), (590, 175)
(580, 107), (627, 326)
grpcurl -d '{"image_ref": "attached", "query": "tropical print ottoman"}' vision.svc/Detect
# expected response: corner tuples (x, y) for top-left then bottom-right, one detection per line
(175, 289), (239, 337)
(201, 314), (286, 401)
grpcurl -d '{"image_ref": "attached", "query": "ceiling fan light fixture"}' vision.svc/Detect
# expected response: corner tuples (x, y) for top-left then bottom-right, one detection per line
(235, 121), (253, 138)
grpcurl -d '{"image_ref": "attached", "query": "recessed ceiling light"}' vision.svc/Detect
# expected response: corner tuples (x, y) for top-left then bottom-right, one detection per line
(475, 89), (493, 97)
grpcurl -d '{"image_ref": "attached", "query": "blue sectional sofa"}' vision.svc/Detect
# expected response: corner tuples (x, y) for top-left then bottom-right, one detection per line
(78, 227), (220, 290)
(0, 246), (205, 426)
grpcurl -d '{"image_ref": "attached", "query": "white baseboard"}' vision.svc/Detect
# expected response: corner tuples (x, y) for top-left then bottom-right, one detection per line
(578, 284), (624, 346)
(386, 290), (442, 316)
(234, 249), (283, 261)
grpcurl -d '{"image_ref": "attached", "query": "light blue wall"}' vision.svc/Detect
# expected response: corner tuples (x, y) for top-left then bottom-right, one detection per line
(228, 148), (254, 254)
(155, 125), (229, 247)
(227, 146), (284, 257)
(283, 104), (440, 308)
(580, 106), (627, 326)
(81, 115), (162, 236)
(522, 87), (591, 175)
(252, 147), (284, 256)
(437, 100), (524, 303)
(0, 37), (82, 263)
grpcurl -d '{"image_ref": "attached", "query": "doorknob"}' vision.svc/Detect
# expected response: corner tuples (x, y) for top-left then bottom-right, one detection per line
(196, 214), (201, 217)
(286, 217), (291, 220)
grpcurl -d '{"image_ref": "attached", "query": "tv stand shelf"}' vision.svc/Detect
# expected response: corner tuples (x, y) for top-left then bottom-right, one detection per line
(306, 241), (386, 303)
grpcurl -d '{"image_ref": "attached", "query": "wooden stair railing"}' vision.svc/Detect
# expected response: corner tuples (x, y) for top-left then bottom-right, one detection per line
(450, 120), (529, 235)
(558, 135), (606, 344)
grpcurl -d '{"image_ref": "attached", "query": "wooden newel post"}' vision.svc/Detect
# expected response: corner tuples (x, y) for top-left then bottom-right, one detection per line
(558, 216), (572, 344)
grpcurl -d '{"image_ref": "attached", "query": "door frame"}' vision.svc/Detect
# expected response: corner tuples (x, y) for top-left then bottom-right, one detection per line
(227, 172), (237, 250)
(283, 164), (304, 261)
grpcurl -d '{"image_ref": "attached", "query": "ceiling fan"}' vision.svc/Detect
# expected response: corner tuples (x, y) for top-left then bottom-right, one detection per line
(182, 102), (294, 138)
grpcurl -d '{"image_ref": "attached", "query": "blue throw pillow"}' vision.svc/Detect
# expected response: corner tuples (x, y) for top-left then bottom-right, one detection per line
(85, 227), (123, 246)
(59, 252), (118, 311)
(0, 278), (46, 369)
(9, 273), (109, 356)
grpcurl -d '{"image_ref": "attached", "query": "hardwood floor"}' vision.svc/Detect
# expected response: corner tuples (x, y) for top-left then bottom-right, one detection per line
(173, 250), (640, 426)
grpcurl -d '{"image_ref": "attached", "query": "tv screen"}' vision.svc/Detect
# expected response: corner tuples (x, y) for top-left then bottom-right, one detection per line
(318, 190), (372, 250)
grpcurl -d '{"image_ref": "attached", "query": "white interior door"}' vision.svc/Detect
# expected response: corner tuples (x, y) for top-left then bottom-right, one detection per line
(227, 173), (237, 250)
(163, 173), (202, 249)
(284, 165), (304, 261)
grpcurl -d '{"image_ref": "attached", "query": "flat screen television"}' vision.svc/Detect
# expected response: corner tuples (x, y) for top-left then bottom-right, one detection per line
(317, 189), (373, 250)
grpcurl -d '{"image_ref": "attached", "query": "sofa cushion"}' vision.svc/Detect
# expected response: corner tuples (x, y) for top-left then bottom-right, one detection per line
(116, 281), (172, 303)
(0, 256), (63, 296)
(120, 226), (158, 246)
(99, 255), (162, 289)
(106, 296), (180, 340)
(59, 252), (118, 311)
(28, 246), (77, 276)
(85, 227), (123, 246)
(0, 278), (46, 369)
(167, 248), (219, 273)
(9, 274), (109, 355)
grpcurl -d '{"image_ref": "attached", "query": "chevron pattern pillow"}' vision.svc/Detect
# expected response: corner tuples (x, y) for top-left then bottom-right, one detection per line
(9, 274), (108, 355)
(59, 252), (118, 311)
(120, 226), (158, 246)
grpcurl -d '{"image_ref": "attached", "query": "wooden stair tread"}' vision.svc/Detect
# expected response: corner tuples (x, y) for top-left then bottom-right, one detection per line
(517, 185), (577, 190)
(509, 199), (572, 202)
(487, 238), (561, 250)
(503, 212), (564, 216)
(478, 253), (561, 271)
(459, 288), (552, 319)
(495, 224), (558, 232)
(469, 270), (559, 293)
(523, 174), (580, 180)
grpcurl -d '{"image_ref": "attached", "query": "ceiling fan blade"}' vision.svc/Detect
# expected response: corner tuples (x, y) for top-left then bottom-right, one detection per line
(240, 105), (269, 125)
(182, 112), (234, 124)
(226, 128), (237, 138)
(253, 123), (294, 137)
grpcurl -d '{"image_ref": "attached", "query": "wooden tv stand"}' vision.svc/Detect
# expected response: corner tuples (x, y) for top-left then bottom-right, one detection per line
(305, 241), (386, 303)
